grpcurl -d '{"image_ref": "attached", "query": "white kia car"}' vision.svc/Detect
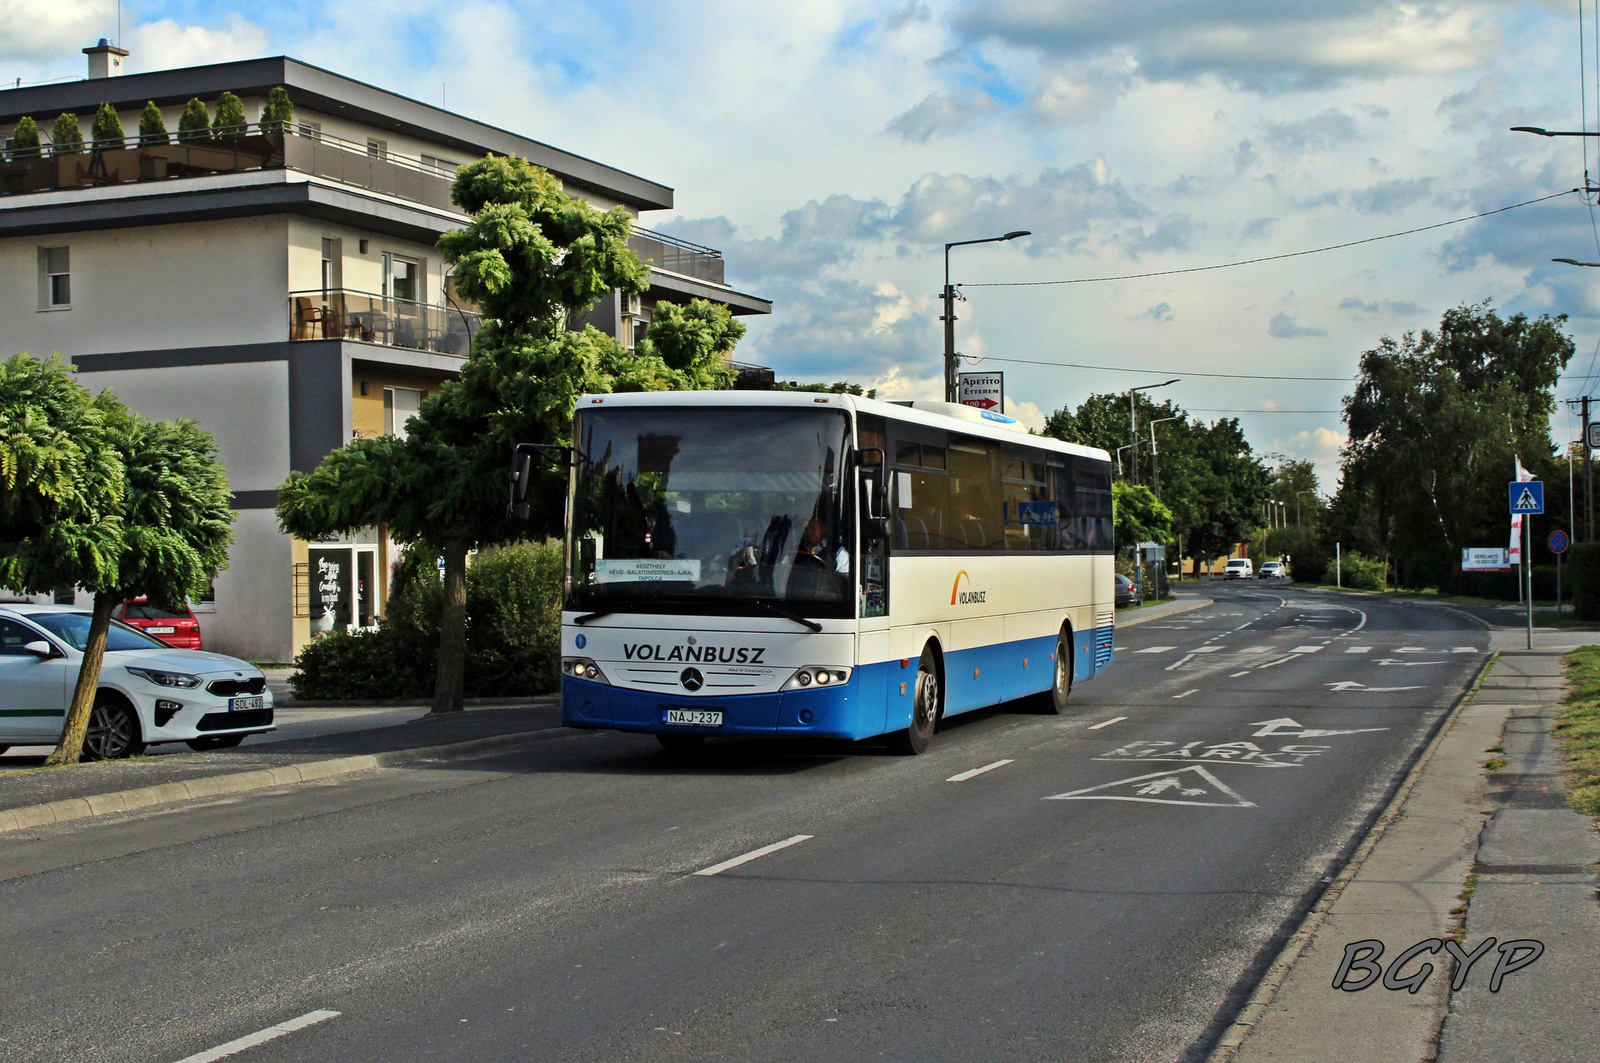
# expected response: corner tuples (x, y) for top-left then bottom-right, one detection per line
(0, 603), (274, 760)
(1259, 561), (1286, 578)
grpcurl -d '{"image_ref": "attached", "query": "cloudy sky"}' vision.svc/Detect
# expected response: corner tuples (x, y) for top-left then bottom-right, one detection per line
(7, 0), (1600, 488)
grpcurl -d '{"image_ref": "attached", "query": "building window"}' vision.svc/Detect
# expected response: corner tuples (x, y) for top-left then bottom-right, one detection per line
(366, 138), (387, 159)
(320, 237), (342, 292)
(385, 253), (420, 304)
(384, 387), (424, 439)
(421, 154), (458, 176)
(38, 246), (70, 309)
(298, 120), (322, 140)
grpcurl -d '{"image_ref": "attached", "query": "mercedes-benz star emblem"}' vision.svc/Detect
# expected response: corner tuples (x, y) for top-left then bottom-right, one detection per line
(680, 667), (704, 691)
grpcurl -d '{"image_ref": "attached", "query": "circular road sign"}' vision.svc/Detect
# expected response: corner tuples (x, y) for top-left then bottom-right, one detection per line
(1549, 529), (1571, 554)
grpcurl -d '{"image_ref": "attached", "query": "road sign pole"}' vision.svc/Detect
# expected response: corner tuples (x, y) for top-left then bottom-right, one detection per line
(1526, 516), (1534, 649)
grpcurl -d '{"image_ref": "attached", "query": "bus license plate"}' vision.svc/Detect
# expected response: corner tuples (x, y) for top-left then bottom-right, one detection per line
(664, 708), (722, 728)
(230, 696), (264, 712)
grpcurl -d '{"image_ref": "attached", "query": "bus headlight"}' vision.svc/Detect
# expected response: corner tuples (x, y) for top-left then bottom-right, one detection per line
(561, 657), (611, 684)
(782, 666), (851, 691)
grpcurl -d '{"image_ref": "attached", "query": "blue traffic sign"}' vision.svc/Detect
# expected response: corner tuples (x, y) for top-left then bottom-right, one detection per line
(1549, 529), (1570, 554)
(1510, 480), (1544, 515)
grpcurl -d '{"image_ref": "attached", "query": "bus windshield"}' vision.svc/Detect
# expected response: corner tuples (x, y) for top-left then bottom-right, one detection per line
(567, 406), (854, 618)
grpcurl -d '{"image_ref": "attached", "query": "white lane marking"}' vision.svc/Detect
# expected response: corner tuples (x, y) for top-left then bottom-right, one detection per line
(172, 1011), (341, 1063)
(1453, 647), (1478, 653)
(1345, 646), (1372, 654)
(1290, 645), (1323, 653)
(694, 835), (813, 876)
(1255, 654), (1299, 670)
(1135, 646), (1177, 654)
(1172, 689), (1200, 699)
(1165, 653), (1197, 671)
(1191, 646), (1223, 653)
(1395, 647), (1427, 653)
(1235, 646), (1270, 654)
(1088, 716), (1127, 730)
(1229, 670), (1251, 677)
(947, 759), (1015, 782)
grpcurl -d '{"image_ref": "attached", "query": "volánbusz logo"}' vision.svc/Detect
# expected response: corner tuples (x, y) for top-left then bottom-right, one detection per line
(623, 643), (767, 664)
(951, 570), (987, 606)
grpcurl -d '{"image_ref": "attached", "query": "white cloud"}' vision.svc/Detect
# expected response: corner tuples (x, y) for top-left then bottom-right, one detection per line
(125, 16), (269, 72)
(0, 0), (113, 60)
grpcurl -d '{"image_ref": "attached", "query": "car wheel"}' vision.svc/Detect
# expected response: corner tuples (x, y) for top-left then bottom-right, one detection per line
(886, 644), (940, 755)
(82, 696), (145, 761)
(657, 733), (705, 752)
(186, 735), (246, 751)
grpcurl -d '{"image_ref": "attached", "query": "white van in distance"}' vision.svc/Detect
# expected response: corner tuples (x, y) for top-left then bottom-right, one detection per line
(1223, 559), (1253, 580)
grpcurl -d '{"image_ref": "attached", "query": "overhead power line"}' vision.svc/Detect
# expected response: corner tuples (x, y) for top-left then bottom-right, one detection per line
(968, 354), (1352, 381)
(960, 189), (1579, 288)
(1184, 408), (1342, 414)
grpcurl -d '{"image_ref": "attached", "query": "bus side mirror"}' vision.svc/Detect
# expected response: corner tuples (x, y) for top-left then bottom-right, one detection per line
(857, 448), (887, 521)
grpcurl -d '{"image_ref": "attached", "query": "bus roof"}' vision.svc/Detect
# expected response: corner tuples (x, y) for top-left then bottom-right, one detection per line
(573, 391), (1113, 462)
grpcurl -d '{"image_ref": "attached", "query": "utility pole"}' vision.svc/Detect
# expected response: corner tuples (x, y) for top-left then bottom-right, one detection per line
(1585, 395), (1593, 540)
(941, 231), (1030, 403)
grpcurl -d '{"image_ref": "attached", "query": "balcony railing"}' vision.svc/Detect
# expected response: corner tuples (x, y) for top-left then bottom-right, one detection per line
(290, 289), (480, 356)
(628, 227), (724, 285)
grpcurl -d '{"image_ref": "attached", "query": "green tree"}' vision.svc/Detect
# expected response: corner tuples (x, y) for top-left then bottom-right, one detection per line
(177, 98), (209, 141)
(138, 101), (169, 146)
(90, 103), (123, 151)
(278, 157), (739, 714)
(212, 92), (246, 139)
(1269, 458), (1323, 527)
(260, 86), (293, 132)
(1182, 417), (1273, 571)
(1113, 481), (1173, 547)
(0, 355), (235, 764)
(12, 115), (40, 152)
(50, 112), (83, 154)
(1336, 300), (1573, 588)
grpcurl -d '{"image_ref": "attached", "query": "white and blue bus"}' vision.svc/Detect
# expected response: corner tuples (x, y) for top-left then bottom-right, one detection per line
(532, 391), (1115, 754)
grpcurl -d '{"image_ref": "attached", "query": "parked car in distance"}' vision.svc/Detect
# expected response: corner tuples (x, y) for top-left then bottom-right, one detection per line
(115, 598), (202, 650)
(1223, 558), (1254, 579)
(1259, 561), (1286, 578)
(1114, 573), (1137, 607)
(0, 604), (273, 760)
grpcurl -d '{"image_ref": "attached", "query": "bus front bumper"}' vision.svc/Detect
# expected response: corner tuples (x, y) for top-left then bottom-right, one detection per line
(562, 674), (875, 741)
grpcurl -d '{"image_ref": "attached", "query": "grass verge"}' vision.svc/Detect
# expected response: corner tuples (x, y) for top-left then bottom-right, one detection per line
(1556, 646), (1600, 819)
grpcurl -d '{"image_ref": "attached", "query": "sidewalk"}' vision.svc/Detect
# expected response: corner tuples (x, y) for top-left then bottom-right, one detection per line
(1116, 592), (1209, 628)
(0, 698), (563, 829)
(1217, 628), (1600, 1062)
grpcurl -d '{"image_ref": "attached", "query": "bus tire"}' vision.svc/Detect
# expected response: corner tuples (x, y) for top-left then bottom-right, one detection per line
(1042, 626), (1073, 715)
(657, 733), (706, 752)
(887, 644), (940, 755)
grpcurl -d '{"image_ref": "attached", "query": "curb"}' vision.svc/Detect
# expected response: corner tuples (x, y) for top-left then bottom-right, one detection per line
(1201, 650), (1499, 1062)
(272, 695), (558, 710)
(0, 725), (578, 836)
(1116, 596), (1209, 629)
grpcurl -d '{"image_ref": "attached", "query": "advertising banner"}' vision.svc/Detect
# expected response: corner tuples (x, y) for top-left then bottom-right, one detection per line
(1461, 547), (1511, 571)
(958, 372), (1004, 412)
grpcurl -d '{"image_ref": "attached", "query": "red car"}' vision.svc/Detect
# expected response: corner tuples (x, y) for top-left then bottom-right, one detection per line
(115, 598), (203, 650)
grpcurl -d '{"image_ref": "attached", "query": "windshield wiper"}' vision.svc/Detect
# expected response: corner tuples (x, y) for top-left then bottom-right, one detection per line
(748, 600), (823, 633)
(573, 610), (613, 625)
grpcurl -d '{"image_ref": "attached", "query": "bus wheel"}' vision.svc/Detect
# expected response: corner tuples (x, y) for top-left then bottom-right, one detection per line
(657, 733), (706, 753)
(1042, 627), (1073, 715)
(888, 645), (940, 755)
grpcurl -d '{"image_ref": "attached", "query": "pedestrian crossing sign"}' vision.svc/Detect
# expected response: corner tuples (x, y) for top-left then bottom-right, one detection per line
(1509, 481), (1544, 514)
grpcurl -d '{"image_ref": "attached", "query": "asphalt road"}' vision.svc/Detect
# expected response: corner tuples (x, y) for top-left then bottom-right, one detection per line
(0, 584), (1489, 1063)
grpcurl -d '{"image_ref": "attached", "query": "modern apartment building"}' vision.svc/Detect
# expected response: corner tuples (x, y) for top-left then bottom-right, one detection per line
(0, 44), (771, 662)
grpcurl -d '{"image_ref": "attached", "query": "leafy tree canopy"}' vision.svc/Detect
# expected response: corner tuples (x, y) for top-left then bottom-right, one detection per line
(1113, 481), (1172, 548)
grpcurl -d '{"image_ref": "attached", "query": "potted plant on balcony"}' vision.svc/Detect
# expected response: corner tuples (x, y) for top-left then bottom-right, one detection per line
(50, 113), (83, 154)
(212, 92), (247, 143)
(88, 102), (138, 185)
(11, 115), (40, 153)
(90, 103), (123, 151)
(176, 98), (209, 142)
(138, 101), (169, 146)
(1, 115), (44, 194)
(260, 86), (293, 134)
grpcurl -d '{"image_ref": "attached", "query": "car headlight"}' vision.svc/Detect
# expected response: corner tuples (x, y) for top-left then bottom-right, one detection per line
(560, 657), (610, 684)
(126, 666), (202, 688)
(781, 666), (852, 691)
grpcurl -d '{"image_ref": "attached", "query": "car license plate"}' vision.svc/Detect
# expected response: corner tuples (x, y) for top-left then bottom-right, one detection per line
(663, 708), (722, 727)
(229, 696), (264, 712)
(148, 626), (176, 634)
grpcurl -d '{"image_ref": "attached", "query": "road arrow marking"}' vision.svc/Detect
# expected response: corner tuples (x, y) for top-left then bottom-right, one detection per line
(1250, 716), (1389, 738)
(1323, 681), (1424, 693)
(1047, 765), (1255, 807)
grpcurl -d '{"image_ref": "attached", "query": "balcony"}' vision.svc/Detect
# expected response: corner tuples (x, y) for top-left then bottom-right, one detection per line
(0, 124), (459, 209)
(627, 228), (724, 285)
(290, 289), (480, 356)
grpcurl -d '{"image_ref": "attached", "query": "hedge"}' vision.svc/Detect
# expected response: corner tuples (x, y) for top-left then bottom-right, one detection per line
(289, 540), (564, 700)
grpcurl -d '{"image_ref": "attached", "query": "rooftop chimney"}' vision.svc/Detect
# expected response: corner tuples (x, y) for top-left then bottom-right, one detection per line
(84, 39), (129, 80)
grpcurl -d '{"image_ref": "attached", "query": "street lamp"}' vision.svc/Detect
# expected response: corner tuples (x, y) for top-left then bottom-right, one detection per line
(1510, 126), (1600, 137)
(1127, 379), (1180, 484)
(1115, 442), (1142, 479)
(943, 230), (1031, 402)
(1553, 258), (1600, 267)
(1296, 489), (1316, 526)
(1148, 415), (1182, 500)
